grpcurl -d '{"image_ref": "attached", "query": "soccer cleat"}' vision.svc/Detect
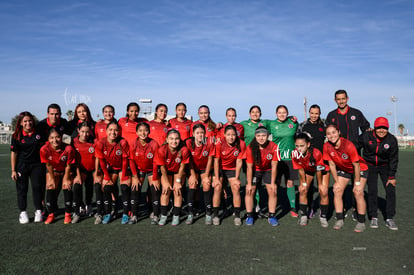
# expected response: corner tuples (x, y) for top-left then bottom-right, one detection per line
(205, 215), (213, 225)
(34, 210), (43, 223)
(172, 215), (180, 226)
(102, 214), (112, 224)
(268, 217), (279, 227)
(234, 217), (242, 226)
(319, 217), (329, 228)
(19, 211), (29, 224)
(213, 216), (220, 226)
(185, 214), (194, 225)
(354, 222), (366, 233)
(333, 219), (344, 230)
(44, 213), (55, 224)
(86, 205), (94, 217)
(299, 215), (308, 226)
(151, 216), (159, 225)
(71, 213), (81, 224)
(385, 219), (398, 231)
(128, 215), (138, 224)
(290, 209), (299, 218)
(158, 215), (168, 226)
(121, 214), (129, 224)
(94, 215), (103, 224)
(64, 213), (72, 224)
(245, 216), (254, 226)
(370, 218), (379, 229)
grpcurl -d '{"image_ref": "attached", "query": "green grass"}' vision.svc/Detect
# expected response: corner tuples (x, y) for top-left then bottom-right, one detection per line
(0, 145), (413, 274)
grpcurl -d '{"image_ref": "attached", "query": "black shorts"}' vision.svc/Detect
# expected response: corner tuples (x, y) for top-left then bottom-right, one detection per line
(222, 169), (236, 179)
(252, 170), (272, 186)
(337, 170), (368, 179)
(276, 160), (298, 181)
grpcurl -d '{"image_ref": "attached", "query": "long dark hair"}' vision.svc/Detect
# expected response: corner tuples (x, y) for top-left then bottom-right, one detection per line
(294, 132), (315, 164)
(249, 126), (269, 164)
(198, 105), (216, 132)
(224, 125), (240, 151)
(12, 111), (35, 140)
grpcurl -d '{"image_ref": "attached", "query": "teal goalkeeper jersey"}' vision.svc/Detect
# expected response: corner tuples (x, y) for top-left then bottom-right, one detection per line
(265, 118), (298, 161)
(240, 119), (267, 146)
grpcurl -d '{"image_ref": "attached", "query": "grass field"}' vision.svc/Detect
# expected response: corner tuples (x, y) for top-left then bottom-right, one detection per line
(0, 145), (413, 274)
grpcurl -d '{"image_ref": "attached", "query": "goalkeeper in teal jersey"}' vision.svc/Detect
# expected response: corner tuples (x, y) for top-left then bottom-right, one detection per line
(265, 105), (299, 217)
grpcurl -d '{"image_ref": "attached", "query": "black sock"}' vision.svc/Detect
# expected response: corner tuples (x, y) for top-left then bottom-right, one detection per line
(161, 206), (168, 216)
(234, 207), (241, 218)
(103, 185), (112, 215)
(299, 203), (308, 216)
(150, 185), (161, 216)
(63, 189), (73, 213)
(120, 184), (131, 215)
(46, 189), (56, 213)
(73, 183), (82, 214)
(173, 206), (181, 216)
(187, 189), (196, 214)
(320, 204), (328, 218)
(357, 213), (365, 223)
(213, 207), (219, 217)
(95, 183), (103, 215)
(204, 190), (212, 215)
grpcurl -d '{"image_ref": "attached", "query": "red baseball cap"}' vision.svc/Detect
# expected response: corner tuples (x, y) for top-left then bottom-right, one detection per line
(374, 117), (389, 129)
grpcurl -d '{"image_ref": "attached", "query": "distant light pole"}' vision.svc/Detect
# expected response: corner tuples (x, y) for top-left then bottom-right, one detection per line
(391, 96), (398, 135)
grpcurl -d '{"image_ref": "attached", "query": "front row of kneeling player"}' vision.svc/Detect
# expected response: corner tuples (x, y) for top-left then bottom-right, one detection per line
(14, 113), (397, 232)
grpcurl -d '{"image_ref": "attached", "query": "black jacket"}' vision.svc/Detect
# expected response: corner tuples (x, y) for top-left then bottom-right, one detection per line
(358, 131), (399, 179)
(326, 106), (370, 148)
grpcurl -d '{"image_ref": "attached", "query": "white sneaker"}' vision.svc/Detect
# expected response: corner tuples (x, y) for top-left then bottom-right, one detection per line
(19, 211), (29, 224)
(34, 210), (43, 223)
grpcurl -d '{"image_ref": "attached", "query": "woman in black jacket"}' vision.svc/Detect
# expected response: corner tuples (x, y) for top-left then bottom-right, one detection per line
(359, 117), (399, 230)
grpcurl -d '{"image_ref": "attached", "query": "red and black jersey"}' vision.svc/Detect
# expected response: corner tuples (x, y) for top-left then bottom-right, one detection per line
(73, 137), (96, 172)
(36, 118), (72, 144)
(40, 143), (75, 172)
(155, 144), (190, 173)
(169, 118), (192, 140)
(118, 117), (148, 147)
(11, 131), (43, 164)
(148, 120), (169, 146)
(130, 138), (159, 175)
(191, 121), (217, 141)
(358, 131), (399, 179)
(326, 106), (370, 148)
(216, 122), (245, 142)
(185, 138), (215, 171)
(246, 141), (279, 171)
(323, 137), (368, 173)
(292, 148), (325, 173)
(215, 140), (246, 170)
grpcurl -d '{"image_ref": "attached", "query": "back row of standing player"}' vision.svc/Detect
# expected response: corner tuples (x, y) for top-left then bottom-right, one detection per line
(11, 89), (399, 231)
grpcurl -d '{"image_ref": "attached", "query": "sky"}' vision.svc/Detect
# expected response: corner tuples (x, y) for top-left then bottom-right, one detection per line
(1, 0), (413, 135)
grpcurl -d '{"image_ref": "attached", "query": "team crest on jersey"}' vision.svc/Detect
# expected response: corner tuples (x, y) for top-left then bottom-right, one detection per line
(266, 153), (273, 160)
(384, 144), (389, 149)
(202, 151), (208, 157)
(116, 149), (122, 156)
(36, 134), (40, 140)
(61, 155), (67, 162)
(233, 150), (239, 157)
(175, 157), (181, 163)
(147, 153), (154, 159)
(351, 116), (356, 121)
(341, 153), (348, 160)
(288, 124), (293, 129)
(88, 147), (95, 153)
